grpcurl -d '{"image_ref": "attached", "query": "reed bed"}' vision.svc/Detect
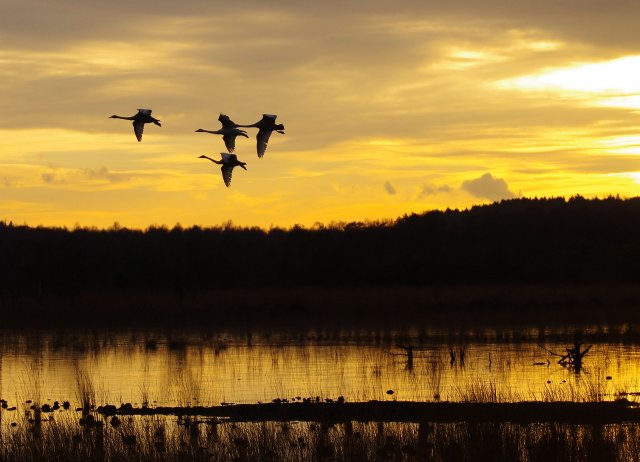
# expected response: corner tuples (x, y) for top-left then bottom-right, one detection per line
(1, 407), (639, 461)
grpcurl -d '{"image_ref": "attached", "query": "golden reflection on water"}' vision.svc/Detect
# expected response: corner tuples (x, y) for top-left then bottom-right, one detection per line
(1, 328), (640, 408)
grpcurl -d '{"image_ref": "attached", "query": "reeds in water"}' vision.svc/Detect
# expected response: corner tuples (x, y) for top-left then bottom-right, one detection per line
(1, 411), (640, 462)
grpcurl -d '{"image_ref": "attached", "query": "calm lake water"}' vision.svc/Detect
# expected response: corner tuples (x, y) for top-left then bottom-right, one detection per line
(1, 325), (639, 408)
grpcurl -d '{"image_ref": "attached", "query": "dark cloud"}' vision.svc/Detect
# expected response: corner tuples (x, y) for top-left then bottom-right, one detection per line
(5, 0), (640, 53)
(461, 173), (516, 201)
(384, 181), (396, 195)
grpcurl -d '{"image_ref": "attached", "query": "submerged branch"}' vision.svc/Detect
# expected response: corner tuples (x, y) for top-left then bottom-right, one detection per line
(536, 343), (564, 357)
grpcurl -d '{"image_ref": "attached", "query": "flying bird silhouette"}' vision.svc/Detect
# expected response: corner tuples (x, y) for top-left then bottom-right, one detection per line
(109, 109), (161, 142)
(195, 114), (248, 152)
(198, 153), (247, 187)
(237, 114), (285, 158)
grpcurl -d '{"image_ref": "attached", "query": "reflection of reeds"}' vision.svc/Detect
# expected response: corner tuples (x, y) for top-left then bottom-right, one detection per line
(139, 383), (149, 408)
(172, 371), (206, 407)
(426, 360), (443, 401)
(4, 329), (640, 408)
(75, 368), (95, 413)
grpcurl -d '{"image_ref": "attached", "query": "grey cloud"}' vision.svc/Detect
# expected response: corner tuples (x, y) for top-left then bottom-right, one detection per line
(83, 167), (132, 183)
(41, 172), (61, 184)
(462, 173), (515, 201)
(384, 181), (396, 195)
(42, 167), (133, 185)
(0, 0), (639, 150)
(5, 1), (640, 52)
(419, 184), (452, 199)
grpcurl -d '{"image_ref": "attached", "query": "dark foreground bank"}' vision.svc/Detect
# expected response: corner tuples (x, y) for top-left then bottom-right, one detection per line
(97, 400), (640, 424)
(5, 398), (640, 461)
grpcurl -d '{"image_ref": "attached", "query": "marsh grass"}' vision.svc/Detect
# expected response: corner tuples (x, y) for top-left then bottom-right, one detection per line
(453, 380), (501, 403)
(537, 370), (622, 404)
(75, 367), (95, 413)
(2, 408), (640, 461)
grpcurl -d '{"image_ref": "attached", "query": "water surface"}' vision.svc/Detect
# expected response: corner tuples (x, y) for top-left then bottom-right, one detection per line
(1, 325), (639, 409)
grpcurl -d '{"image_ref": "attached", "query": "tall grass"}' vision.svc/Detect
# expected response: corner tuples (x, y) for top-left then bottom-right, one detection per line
(75, 367), (95, 414)
(1, 410), (640, 461)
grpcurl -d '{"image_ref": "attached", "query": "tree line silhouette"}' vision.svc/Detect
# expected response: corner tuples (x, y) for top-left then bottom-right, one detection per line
(1, 196), (640, 302)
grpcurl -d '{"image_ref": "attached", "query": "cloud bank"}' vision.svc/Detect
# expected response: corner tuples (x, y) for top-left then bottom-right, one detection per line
(461, 173), (516, 201)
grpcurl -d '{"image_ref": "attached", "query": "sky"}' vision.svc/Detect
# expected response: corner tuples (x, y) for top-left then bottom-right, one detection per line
(2, 0), (640, 229)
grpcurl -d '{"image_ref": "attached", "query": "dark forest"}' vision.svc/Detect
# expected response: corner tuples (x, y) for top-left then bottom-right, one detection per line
(2, 195), (640, 326)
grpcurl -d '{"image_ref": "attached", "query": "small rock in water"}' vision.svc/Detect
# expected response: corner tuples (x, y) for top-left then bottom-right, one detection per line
(386, 390), (394, 395)
(606, 376), (613, 380)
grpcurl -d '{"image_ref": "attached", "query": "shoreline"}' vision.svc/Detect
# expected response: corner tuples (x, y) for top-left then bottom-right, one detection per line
(3, 282), (640, 328)
(96, 400), (640, 424)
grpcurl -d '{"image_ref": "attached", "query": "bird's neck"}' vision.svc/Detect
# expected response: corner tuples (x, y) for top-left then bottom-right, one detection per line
(201, 155), (222, 165)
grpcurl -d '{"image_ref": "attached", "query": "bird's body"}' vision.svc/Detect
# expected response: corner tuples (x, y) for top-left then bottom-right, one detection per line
(195, 128), (248, 152)
(110, 109), (161, 142)
(198, 153), (247, 187)
(218, 113), (240, 128)
(237, 114), (285, 158)
(195, 114), (248, 152)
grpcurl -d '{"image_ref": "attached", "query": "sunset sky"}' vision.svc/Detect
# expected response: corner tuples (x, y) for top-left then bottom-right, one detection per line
(2, 0), (640, 229)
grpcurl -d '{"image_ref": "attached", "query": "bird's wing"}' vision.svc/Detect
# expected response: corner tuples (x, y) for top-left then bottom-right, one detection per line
(220, 152), (238, 165)
(256, 129), (273, 158)
(221, 164), (234, 187)
(222, 134), (236, 152)
(137, 109), (152, 115)
(133, 120), (144, 142)
(218, 113), (236, 128)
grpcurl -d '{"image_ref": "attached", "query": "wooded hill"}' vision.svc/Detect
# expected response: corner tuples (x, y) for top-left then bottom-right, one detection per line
(2, 196), (640, 297)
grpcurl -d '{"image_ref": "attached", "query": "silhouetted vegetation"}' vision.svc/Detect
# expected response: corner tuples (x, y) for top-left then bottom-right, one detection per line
(3, 196), (640, 326)
(2, 405), (638, 462)
(97, 400), (640, 424)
